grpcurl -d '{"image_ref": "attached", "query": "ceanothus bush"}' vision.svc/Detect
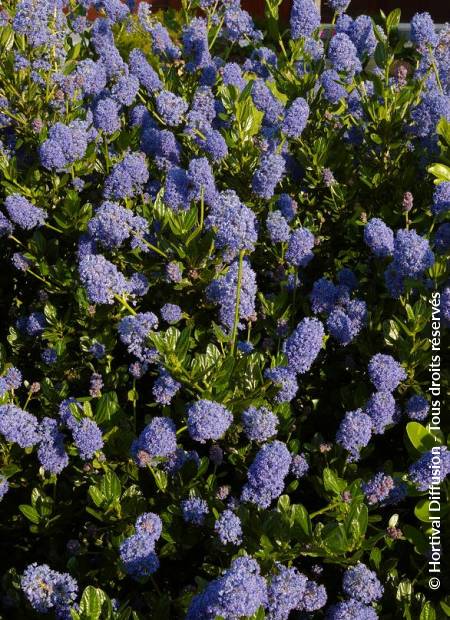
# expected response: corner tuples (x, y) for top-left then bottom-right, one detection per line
(0, 0), (448, 618)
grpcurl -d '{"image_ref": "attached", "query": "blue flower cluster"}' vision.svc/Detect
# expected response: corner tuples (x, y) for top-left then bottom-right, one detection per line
(131, 416), (177, 466)
(241, 441), (292, 508)
(21, 563), (78, 616)
(310, 275), (367, 345)
(120, 512), (162, 577)
(187, 399), (233, 443)
(207, 258), (257, 330)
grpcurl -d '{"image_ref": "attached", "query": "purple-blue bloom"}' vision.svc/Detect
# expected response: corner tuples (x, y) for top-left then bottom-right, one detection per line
(156, 90), (188, 127)
(111, 73), (140, 106)
(181, 497), (209, 525)
(266, 210), (290, 243)
(282, 97), (309, 138)
(222, 62), (246, 90)
(187, 399), (233, 443)
(328, 0), (350, 13)
(251, 79), (284, 125)
(242, 406), (278, 442)
(290, 453), (309, 478)
(223, 4), (262, 44)
(265, 366), (299, 403)
(93, 97), (121, 135)
(285, 228), (315, 267)
(290, 0), (321, 39)
(368, 354), (406, 392)
(326, 599), (378, 620)
(72, 418), (103, 460)
(160, 303), (182, 324)
(4, 194), (46, 230)
(406, 394), (429, 421)
(349, 15), (377, 57)
(0, 404), (40, 448)
(207, 258), (257, 330)
(79, 254), (129, 304)
(342, 563), (384, 604)
(300, 580), (327, 612)
(41, 348), (57, 364)
(362, 472), (395, 505)
(152, 368), (181, 405)
(37, 417), (68, 474)
(326, 298), (367, 346)
(432, 181), (450, 216)
(365, 391), (396, 434)
(119, 532), (159, 577)
(206, 190), (257, 259)
(241, 440), (291, 508)
(411, 12), (438, 48)
(392, 228), (434, 278)
(182, 18), (211, 71)
(118, 312), (158, 362)
(277, 194), (298, 222)
(40, 120), (90, 170)
(129, 48), (162, 93)
(0, 476), (8, 501)
(132, 416), (177, 466)
(214, 509), (242, 545)
(135, 512), (162, 543)
(252, 152), (286, 200)
(409, 447), (450, 491)
(148, 22), (180, 61)
(364, 218), (394, 257)
(186, 556), (268, 620)
(90, 343), (106, 359)
(336, 409), (372, 461)
(321, 69), (348, 104)
(283, 317), (324, 374)
(21, 563), (78, 615)
(267, 564), (307, 620)
(328, 33), (362, 74)
(103, 152), (149, 200)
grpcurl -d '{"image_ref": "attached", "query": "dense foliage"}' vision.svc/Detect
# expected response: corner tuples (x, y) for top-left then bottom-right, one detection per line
(0, 0), (449, 617)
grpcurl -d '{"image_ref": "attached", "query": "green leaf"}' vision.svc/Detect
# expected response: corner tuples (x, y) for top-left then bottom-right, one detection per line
(323, 468), (346, 495)
(406, 422), (442, 452)
(414, 499), (431, 522)
(402, 524), (428, 555)
(386, 8), (401, 32)
(175, 327), (192, 363)
(347, 503), (368, 542)
(323, 523), (349, 554)
(428, 163), (450, 183)
(252, 606), (267, 620)
(88, 486), (106, 508)
(100, 470), (121, 504)
(370, 546), (382, 569)
(19, 504), (40, 524)
(0, 464), (21, 478)
(150, 468), (168, 493)
(420, 602), (436, 620)
(96, 391), (120, 424)
(291, 504), (312, 538)
(374, 42), (387, 68)
(277, 494), (290, 512)
(79, 586), (107, 620)
(440, 599), (450, 617)
(437, 118), (450, 145)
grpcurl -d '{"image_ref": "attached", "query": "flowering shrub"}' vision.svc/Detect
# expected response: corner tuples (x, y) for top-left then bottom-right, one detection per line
(0, 0), (449, 617)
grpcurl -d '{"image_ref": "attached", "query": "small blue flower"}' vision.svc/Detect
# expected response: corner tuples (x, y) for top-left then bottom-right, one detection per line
(181, 497), (209, 525)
